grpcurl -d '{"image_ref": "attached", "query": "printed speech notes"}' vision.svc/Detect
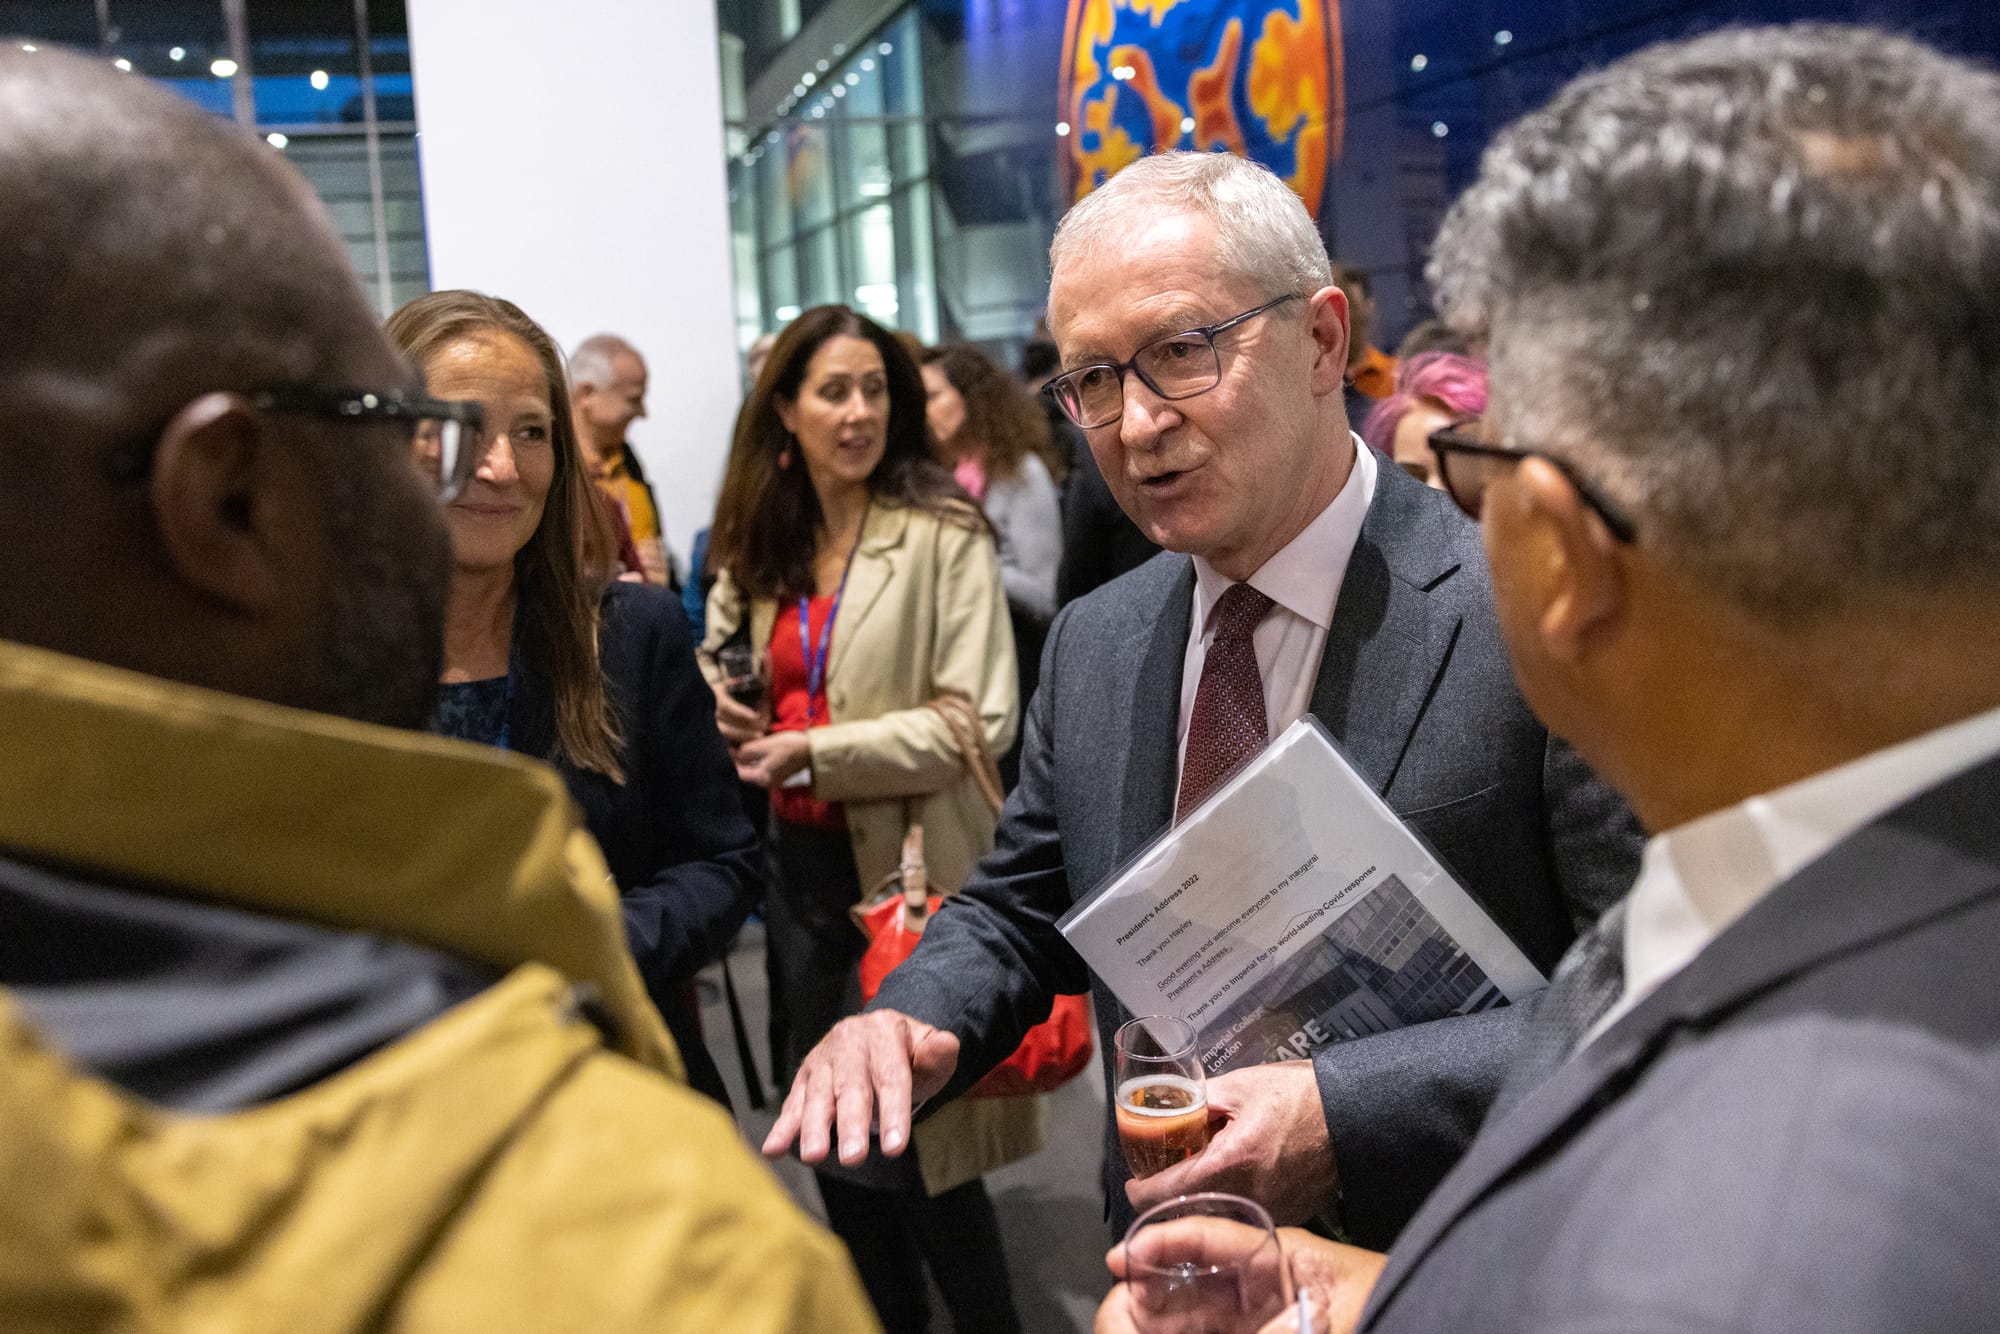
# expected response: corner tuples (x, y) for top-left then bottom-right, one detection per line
(1059, 718), (1546, 1075)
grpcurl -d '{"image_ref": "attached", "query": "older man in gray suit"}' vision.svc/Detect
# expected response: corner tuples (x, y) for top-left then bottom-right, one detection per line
(765, 151), (1642, 1247)
(1097, 23), (2000, 1334)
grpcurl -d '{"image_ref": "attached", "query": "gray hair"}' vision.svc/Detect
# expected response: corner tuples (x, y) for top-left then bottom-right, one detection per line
(1050, 151), (1333, 298)
(1430, 24), (2000, 623)
(569, 332), (641, 388)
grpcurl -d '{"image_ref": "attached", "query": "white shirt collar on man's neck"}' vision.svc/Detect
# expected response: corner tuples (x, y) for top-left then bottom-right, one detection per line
(1191, 435), (1376, 636)
(1591, 701), (2000, 1042)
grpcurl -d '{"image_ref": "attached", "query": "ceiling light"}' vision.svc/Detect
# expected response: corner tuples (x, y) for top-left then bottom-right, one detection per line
(113, 57), (132, 71)
(1180, 116), (1194, 134)
(310, 68), (329, 90)
(266, 132), (289, 148)
(860, 58), (875, 72)
(775, 305), (802, 321)
(815, 59), (829, 72)
(1055, 121), (1071, 137)
(211, 57), (238, 77)
(878, 42), (893, 56)
(1494, 30), (1514, 46)
(1431, 121), (1449, 138)
(801, 72), (815, 87)
(1410, 53), (1428, 72)
(169, 46), (185, 61)
(831, 84), (845, 98)
(19, 43), (37, 53)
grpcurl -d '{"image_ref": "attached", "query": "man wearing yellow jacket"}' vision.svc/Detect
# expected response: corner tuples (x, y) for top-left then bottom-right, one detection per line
(0, 46), (876, 1334)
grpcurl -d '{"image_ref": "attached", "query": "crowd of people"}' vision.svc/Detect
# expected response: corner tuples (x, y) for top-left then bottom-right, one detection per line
(2, 17), (1997, 1334)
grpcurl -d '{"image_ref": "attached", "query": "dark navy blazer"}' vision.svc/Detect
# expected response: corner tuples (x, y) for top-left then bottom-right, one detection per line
(873, 460), (1644, 1247)
(509, 581), (760, 1106)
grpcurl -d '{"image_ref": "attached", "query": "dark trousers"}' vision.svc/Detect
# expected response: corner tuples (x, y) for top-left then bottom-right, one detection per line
(764, 818), (1022, 1334)
(819, 1173), (1021, 1334)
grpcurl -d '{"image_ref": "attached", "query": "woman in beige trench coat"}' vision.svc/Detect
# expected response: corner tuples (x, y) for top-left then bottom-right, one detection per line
(702, 304), (1044, 1334)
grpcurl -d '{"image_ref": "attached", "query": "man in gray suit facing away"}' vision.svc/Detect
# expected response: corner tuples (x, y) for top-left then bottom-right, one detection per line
(765, 150), (1643, 1247)
(1098, 23), (2000, 1334)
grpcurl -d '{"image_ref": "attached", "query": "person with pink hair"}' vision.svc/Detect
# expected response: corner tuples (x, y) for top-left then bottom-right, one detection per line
(1360, 351), (1488, 487)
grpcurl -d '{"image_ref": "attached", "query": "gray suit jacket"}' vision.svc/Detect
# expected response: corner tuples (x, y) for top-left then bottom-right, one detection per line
(872, 461), (1642, 1245)
(1362, 754), (2000, 1333)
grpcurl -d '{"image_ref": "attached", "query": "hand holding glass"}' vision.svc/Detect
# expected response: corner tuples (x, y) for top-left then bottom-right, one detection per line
(1122, 1193), (1296, 1334)
(1115, 1016), (1210, 1179)
(715, 644), (767, 711)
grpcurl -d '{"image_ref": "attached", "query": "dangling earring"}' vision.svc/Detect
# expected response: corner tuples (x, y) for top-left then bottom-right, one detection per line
(778, 436), (794, 470)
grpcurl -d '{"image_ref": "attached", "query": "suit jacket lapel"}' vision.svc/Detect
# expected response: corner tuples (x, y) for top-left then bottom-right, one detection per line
(1311, 465), (1464, 793)
(825, 504), (907, 681)
(1119, 560), (1194, 858)
(1362, 754), (2000, 1325)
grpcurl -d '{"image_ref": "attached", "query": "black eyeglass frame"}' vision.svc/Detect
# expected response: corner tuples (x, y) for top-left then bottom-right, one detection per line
(104, 386), (486, 502)
(1043, 292), (1303, 429)
(1426, 423), (1639, 545)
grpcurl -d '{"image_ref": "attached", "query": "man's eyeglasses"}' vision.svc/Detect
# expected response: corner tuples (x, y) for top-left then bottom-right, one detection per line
(1044, 293), (1302, 429)
(257, 387), (486, 503)
(1426, 423), (1638, 544)
(105, 387), (486, 503)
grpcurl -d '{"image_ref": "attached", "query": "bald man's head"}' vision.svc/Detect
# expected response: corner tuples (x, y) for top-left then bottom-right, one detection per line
(0, 47), (449, 728)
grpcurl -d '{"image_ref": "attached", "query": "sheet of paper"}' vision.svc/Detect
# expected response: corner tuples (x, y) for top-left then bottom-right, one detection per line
(1060, 718), (1546, 1074)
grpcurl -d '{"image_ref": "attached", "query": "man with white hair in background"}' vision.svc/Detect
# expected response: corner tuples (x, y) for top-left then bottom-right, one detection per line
(571, 332), (674, 587)
(766, 149), (1644, 1248)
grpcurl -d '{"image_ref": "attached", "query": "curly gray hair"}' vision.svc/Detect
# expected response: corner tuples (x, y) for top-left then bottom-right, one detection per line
(1430, 24), (2000, 623)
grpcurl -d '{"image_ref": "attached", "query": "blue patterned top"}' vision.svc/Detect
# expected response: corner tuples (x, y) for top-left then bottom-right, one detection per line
(431, 677), (509, 749)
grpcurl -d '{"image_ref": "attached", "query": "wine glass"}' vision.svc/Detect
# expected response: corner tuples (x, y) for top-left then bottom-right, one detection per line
(1122, 1192), (1297, 1333)
(1114, 1016), (1209, 1179)
(715, 643), (766, 711)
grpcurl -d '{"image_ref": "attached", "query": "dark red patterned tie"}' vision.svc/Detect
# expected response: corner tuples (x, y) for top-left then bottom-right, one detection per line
(1176, 582), (1276, 822)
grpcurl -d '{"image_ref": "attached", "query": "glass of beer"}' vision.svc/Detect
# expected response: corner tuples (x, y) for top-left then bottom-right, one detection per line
(1115, 1015), (1209, 1179)
(1122, 1192), (1296, 1332)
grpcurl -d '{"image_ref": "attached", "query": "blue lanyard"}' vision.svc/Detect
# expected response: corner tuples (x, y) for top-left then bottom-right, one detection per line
(799, 515), (865, 725)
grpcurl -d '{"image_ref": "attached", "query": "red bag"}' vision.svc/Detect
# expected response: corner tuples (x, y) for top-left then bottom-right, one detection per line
(850, 695), (1094, 1099)
(853, 825), (1094, 1098)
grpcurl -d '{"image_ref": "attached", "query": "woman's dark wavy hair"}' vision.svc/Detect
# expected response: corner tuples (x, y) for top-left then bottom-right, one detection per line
(710, 305), (980, 601)
(920, 342), (1067, 485)
(386, 289), (625, 783)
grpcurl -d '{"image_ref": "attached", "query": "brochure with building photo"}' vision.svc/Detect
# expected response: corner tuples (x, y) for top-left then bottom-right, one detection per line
(1058, 718), (1547, 1075)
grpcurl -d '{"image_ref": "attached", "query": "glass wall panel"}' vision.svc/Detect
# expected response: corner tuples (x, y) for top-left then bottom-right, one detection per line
(726, 8), (938, 352)
(1, 0), (428, 316)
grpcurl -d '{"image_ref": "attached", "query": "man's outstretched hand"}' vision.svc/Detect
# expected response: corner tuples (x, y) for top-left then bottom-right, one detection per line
(762, 1009), (962, 1166)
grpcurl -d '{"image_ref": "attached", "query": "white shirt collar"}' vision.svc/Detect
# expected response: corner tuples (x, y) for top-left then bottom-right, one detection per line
(1593, 701), (2000, 1039)
(1190, 436), (1376, 635)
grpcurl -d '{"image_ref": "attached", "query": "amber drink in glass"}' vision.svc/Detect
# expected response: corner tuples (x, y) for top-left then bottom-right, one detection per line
(1115, 1016), (1210, 1179)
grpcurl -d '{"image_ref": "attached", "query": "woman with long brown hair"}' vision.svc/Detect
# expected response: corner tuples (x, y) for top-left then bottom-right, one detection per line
(704, 305), (1037, 1334)
(920, 343), (1065, 785)
(387, 290), (758, 1107)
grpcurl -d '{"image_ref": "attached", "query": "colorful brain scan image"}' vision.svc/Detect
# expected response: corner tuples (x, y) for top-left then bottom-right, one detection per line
(1060, 0), (1344, 216)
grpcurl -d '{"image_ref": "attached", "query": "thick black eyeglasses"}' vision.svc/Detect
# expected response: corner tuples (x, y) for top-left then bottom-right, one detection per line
(104, 387), (486, 503)
(1044, 293), (1302, 429)
(1427, 424), (1639, 544)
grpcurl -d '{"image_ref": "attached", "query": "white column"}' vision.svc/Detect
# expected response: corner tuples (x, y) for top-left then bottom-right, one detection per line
(406, 0), (738, 571)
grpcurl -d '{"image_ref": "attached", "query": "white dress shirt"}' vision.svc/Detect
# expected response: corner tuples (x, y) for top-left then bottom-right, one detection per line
(1587, 701), (2000, 1043)
(1176, 437), (1378, 786)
